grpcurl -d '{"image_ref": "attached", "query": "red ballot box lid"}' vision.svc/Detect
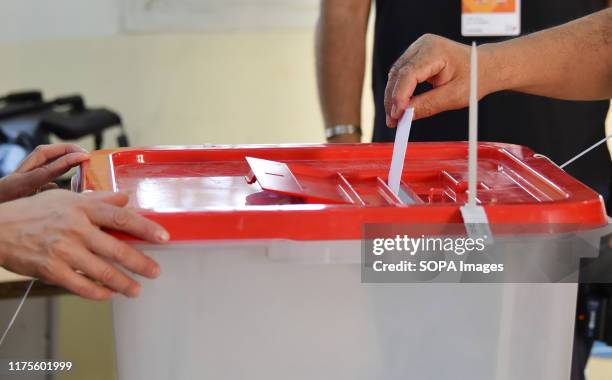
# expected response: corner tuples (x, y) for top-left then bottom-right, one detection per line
(79, 143), (607, 241)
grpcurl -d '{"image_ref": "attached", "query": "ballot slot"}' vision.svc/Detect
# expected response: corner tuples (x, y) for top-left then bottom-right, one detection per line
(375, 177), (403, 205)
(439, 170), (490, 204)
(397, 179), (422, 205)
(342, 176), (402, 206)
(245, 156), (359, 205)
(245, 156), (427, 206)
(420, 187), (455, 204)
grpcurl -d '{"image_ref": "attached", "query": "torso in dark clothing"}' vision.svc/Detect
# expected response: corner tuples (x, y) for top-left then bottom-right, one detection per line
(372, 0), (610, 194)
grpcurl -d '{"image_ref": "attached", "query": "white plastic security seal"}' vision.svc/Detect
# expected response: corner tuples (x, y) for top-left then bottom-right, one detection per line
(460, 42), (493, 242)
(388, 107), (414, 196)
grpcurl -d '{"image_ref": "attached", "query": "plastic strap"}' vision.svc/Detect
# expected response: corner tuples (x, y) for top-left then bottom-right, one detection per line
(0, 279), (35, 347)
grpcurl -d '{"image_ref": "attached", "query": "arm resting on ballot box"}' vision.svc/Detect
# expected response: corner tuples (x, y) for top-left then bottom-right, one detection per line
(0, 144), (170, 300)
(0, 190), (169, 300)
(384, 8), (612, 126)
(316, 0), (371, 142)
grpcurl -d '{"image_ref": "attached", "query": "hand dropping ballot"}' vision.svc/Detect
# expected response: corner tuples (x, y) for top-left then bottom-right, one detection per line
(387, 44), (492, 243)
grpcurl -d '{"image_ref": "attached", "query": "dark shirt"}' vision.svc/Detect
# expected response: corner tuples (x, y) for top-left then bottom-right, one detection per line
(372, 0), (610, 194)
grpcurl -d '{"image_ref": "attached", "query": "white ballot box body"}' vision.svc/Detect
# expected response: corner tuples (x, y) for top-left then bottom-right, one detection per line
(112, 240), (579, 380)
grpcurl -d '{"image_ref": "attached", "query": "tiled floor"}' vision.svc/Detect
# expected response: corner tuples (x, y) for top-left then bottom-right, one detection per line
(587, 357), (612, 379)
(587, 342), (612, 379)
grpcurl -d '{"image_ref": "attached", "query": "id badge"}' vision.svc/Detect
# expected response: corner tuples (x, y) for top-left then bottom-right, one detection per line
(462, 0), (521, 37)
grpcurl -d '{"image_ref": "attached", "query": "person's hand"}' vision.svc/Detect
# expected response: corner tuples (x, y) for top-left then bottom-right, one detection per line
(0, 144), (89, 203)
(0, 190), (170, 300)
(385, 34), (494, 127)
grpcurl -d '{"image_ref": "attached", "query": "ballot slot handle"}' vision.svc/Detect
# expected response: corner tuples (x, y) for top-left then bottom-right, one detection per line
(373, 176), (423, 206)
(398, 180), (422, 205)
(375, 176), (404, 205)
(336, 173), (366, 206)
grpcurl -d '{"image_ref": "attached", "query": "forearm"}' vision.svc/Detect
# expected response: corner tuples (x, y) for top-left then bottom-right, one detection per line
(316, 0), (371, 141)
(482, 8), (612, 100)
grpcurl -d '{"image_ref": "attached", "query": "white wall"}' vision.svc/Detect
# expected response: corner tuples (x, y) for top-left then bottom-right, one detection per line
(0, 31), (353, 147)
(0, 0), (120, 43)
(123, 0), (320, 32)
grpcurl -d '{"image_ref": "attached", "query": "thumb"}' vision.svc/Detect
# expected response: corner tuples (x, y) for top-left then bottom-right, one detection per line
(82, 191), (129, 207)
(410, 85), (465, 121)
(19, 152), (89, 191)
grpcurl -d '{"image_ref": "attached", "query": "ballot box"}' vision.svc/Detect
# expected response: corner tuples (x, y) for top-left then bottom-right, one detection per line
(79, 143), (608, 380)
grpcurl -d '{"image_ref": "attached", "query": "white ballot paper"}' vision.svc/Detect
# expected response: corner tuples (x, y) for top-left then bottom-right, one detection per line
(388, 107), (414, 197)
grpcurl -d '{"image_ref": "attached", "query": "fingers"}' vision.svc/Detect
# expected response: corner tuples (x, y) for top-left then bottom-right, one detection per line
(66, 244), (143, 298)
(82, 191), (129, 207)
(22, 151), (88, 187)
(57, 270), (115, 300)
(409, 84), (465, 120)
(38, 259), (113, 301)
(386, 54), (446, 127)
(0, 188), (166, 300)
(384, 34), (471, 127)
(37, 238), (142, 299)
(0, 151), (88, 201)
(392, 58), (446, 116)
(84, 198), (170, 244)
(384, 70), (400, 128)
(385, 45), (421, 129)
(40, 183), (59, 191)
(16, 144), (88, 173)
(84, 227), (160, 279)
